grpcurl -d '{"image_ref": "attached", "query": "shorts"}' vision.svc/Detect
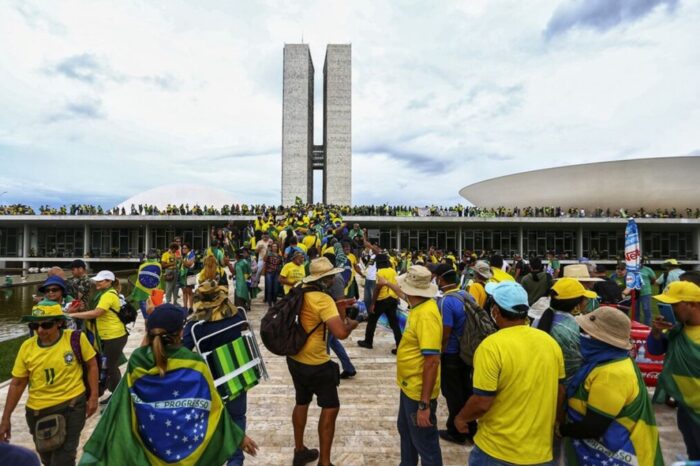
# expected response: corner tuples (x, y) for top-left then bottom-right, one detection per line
(286, 357), (340, 408)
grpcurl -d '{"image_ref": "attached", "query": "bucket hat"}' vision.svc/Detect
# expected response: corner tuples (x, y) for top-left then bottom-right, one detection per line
(575, 306), (632, 350)
(397, 265), (438, 298)
(302, 257), (344, 284)
(38, 276), (68, 295)
(561, 264), (603, 282)
(472, 261), (493, 279)
(21, 302), (68, 322)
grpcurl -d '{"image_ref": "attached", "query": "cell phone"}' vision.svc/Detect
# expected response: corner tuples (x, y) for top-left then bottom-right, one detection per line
(658, 303), (676, 324)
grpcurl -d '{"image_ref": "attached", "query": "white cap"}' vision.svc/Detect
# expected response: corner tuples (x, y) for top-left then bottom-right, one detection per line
(91, 270), (116, 282)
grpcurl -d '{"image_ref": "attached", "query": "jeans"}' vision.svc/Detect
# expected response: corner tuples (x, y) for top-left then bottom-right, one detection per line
(636, 294), (652, 326)
(102, 334), (128, 392)
(226, 391), (247, 466)
(26, 395), (86, 466)
(264, 271), (279, 305)
(397, 391), (442, 466)
(164, 275), (179, 305)
(363, 279), (376, 306)
(678, 404), (700, 460)
(469, 445), (553, 466)
(253, 259), (264, 286)
(328, 335), (355, 373)
(440, 354), (476, 440)
(364, 297), (402, 347)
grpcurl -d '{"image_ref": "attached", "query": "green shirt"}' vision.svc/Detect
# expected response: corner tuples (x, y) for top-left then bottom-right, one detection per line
(639, 266), (656, 296)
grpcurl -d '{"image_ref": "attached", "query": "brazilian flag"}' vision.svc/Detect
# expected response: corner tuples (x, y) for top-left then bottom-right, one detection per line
(131, 260), (162, 303)
(80, 346), (243, 465)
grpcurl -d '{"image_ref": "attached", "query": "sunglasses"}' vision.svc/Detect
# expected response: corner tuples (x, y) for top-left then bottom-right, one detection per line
(44, 287), (63, 293)
(28, 321), (57, 330)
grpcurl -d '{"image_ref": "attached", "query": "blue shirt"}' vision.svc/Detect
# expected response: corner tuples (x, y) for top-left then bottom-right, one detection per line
(438, 290), (467, 355)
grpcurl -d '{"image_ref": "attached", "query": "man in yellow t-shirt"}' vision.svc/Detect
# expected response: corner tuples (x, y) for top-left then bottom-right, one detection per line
(0, 302), (98, 465)
(286, 258), (359, 466)
(455, 281), (565, 465)
(468, 261), (492, 308)
(279, 252), (306, 294)
(391, 265), (442, 466)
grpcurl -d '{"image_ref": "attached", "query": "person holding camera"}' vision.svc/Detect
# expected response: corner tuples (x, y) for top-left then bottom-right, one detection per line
(1, 302), (98, 466)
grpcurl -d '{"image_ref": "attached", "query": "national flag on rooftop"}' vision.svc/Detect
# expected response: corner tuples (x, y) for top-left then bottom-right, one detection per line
(624, 218), (642, 290)
(79, 346), (243, 466)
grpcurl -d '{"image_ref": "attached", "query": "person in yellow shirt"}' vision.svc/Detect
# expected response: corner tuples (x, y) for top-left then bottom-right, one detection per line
(0, 302), (98, 466)
(279, 252), (307, 294)
(69, 270), (127, 404)
(286, 258), (359, 466)
(455, 281), (565, 465)
(358, 254), (403, 353)
(488, 255), (515, 283)
(380, 265), (443, 466)
(468, 261), (492, 308)
(160, 243), (180, 305)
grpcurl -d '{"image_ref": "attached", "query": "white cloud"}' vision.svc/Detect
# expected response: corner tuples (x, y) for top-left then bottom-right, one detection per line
(0, 0), (698, 208)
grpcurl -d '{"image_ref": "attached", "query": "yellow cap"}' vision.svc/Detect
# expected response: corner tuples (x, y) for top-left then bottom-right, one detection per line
(551, 277), (597, 300)
(653, 281), (700, 304)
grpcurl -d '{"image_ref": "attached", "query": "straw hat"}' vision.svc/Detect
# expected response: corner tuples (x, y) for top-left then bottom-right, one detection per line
(302, 257), (344, 284)
(575, 306), (632, 350)
(397, 265), (438, 298)
(561, 264), (603, 282)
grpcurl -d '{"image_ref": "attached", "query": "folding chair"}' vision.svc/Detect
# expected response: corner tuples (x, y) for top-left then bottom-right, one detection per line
(191, 308), (269, 401)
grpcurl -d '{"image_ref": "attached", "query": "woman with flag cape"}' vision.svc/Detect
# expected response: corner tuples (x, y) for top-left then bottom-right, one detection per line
(559, 307), (663, 466)
(79, 304), (258, 466)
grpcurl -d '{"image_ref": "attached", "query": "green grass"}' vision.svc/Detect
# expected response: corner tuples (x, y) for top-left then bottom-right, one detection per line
(0, 336), (29, 383)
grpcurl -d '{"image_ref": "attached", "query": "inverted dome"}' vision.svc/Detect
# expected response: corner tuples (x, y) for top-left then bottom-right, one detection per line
(459, 156), (699, 211)
(117, 184), (238, 210)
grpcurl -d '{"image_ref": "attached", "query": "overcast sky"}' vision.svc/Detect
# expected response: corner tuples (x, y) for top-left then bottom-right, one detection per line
(1, 0), (698, 209)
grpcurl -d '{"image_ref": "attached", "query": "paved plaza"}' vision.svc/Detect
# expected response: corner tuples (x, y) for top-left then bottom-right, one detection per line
(0, 291), (690, 465)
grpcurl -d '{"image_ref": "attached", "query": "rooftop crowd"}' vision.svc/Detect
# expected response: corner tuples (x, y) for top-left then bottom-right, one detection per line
(2, 202), (700, 219)
(1, 202), (699, 466)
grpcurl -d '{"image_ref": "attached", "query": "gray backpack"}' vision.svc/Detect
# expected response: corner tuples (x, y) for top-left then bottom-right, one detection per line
(440, 290), (497, 366)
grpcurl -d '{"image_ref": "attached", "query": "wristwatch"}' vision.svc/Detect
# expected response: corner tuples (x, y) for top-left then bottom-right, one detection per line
(418, 401), (428, 411)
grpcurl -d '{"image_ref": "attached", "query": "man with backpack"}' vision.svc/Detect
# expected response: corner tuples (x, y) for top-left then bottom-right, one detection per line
(283, 258), (359, 466)
(434, 264), (477, 445)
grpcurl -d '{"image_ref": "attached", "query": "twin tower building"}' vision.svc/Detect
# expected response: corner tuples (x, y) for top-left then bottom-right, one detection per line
(281, 44), (351, 206)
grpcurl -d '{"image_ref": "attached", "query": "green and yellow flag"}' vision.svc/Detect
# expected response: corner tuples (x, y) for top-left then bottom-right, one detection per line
(80, 346), (243, 466)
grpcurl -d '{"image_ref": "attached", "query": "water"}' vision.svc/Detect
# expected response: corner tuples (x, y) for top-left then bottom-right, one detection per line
(0, 277), (134, 342)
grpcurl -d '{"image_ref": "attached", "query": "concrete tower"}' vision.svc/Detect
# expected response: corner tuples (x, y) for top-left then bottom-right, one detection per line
(281, 43), (351, 206)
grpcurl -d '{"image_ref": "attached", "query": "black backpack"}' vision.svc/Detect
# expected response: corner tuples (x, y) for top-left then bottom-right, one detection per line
(107, 290), (138, 325)
(260, 284), (323, 356)
(440, 290), (497, 366)
(70, 330), (107, 398)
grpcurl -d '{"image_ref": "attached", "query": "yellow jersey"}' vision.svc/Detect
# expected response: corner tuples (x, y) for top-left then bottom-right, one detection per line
(289, 291), (339, 366)
(280, 262), (306, 294)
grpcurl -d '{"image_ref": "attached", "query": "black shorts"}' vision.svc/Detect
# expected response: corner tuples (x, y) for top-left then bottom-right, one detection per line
(286, 357), (340, 408)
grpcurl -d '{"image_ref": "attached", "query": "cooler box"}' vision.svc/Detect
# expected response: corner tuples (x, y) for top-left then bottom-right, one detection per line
(629, 321), (664, 387)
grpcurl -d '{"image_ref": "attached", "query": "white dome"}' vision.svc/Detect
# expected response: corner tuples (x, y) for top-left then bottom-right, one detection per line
(117, 184), (238, 210)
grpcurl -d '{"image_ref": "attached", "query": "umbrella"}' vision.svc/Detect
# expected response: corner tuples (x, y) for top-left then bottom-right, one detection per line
(624, 218), (643, 322)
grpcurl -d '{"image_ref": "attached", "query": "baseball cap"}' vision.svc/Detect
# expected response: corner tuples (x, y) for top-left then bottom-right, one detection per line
(91, 270), (116, 282)
(653, 281), (700, 304)
(70, 259), (87, 269)
(434, 263), (456, 278)
(147, 304), (187, 333)
(485, 281), (529, 315)
(551, 277), (597, 300)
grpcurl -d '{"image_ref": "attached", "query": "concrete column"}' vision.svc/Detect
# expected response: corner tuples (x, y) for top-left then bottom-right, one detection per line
(518, 225), (524, 256)
(22, 223), (30, 276)
(694, 226), (700, 270)
(83, 224), (90, 258)
(458, 226), (463, 257)
(577, 226), (584, 259)
(396, 225), (401, 250)
(144, 224), (151, 256)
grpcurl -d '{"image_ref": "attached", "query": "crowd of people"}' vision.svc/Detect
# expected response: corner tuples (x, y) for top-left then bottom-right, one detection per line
(2, 202), (700, 219)
(0, 203), (699, 466)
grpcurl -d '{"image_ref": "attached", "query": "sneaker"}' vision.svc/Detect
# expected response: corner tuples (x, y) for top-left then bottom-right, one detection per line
(339, 370), (356, 379)
(438, 429), (467, 445)
(357, 340), (373, 349)
(293, 447), (320, 466)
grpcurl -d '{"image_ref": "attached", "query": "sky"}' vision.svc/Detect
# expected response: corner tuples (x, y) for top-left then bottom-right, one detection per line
(0, 0), (698, 209)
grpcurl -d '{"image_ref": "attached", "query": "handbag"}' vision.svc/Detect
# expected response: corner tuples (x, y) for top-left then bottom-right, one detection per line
(34, 414), (66, 453)
(164, 269), (176, 282)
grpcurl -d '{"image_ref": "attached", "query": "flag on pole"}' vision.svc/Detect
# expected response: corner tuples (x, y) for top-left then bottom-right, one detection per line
(624, 218), (643, 290)
(79, 346), (243, 466)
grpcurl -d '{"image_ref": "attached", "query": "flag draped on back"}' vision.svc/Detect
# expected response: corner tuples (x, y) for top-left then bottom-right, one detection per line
(80, 345), (243, 466)
(131, 260), (163, 303)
